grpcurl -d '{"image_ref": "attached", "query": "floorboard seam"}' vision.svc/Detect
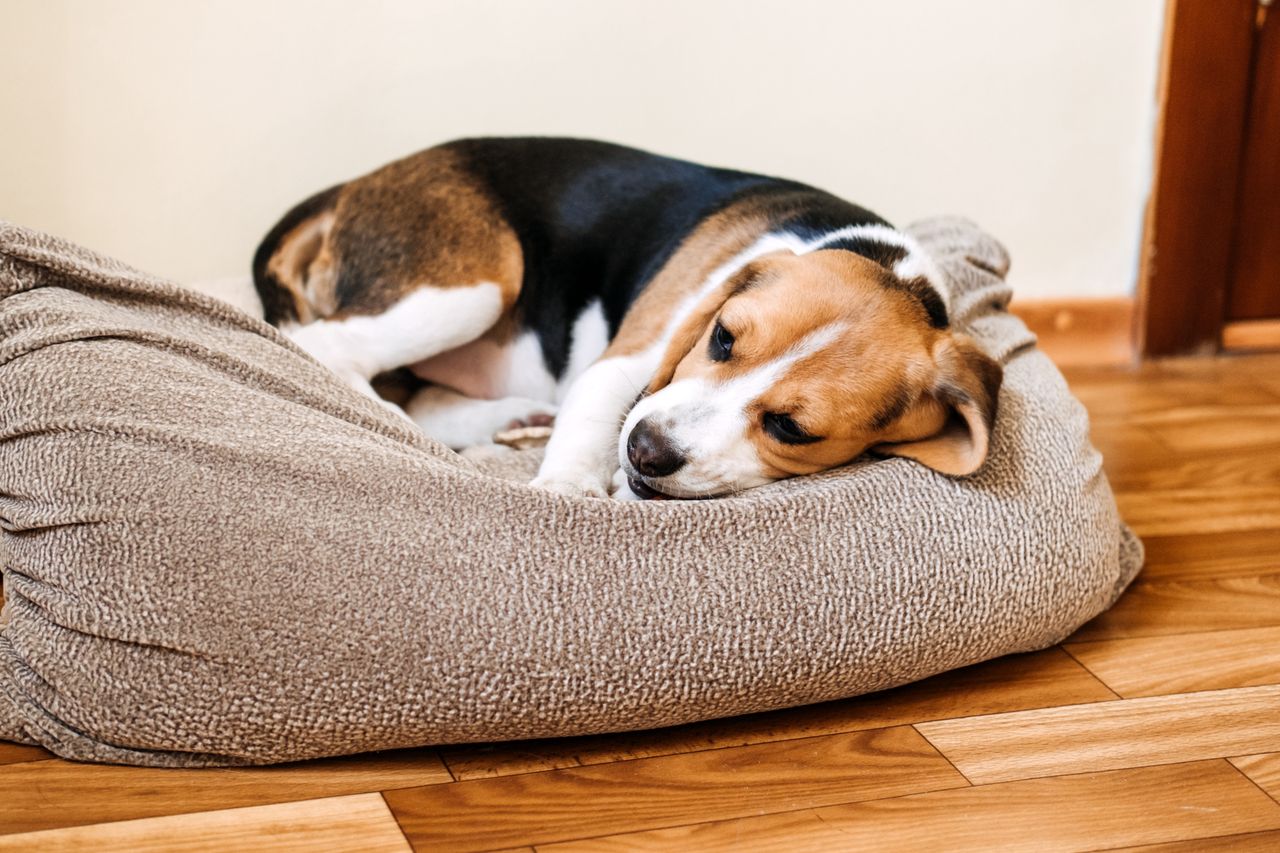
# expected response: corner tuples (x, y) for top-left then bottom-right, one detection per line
(1226, 756), (1280, 808)
(378, 791), (418, 852)
(1056, 645), (1124, 699)
(436, 750), (458, 783)
(910, 723), (975, 786)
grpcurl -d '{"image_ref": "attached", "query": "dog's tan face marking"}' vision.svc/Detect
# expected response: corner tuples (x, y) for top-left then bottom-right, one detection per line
(669, 251), (941, 472)
(621, 249), (1002, 497)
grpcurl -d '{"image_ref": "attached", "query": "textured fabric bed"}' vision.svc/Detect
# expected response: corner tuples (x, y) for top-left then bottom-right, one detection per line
(0, 217), (1142, 767)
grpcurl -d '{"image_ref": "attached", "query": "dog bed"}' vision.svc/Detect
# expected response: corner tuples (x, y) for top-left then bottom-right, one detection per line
(0, 217), (1142, 767)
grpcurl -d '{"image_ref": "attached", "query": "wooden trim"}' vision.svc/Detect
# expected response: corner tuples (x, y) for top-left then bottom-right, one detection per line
(1011, 297), (1136, 368)
(1137, 0), (1258, 357)
(1225, 1), (1280, 322)
(1222, 319), (1280, 351)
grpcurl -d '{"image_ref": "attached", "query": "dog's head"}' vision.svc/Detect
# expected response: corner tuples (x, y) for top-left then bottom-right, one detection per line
(619, 247), (1002, 498)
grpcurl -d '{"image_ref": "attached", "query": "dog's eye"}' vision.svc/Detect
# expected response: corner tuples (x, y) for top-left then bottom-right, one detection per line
(763, 412), (822, 445)
(708, 321), (734, 362)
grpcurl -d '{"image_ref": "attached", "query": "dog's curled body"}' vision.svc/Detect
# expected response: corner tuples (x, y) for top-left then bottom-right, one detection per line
(254, 138), (1001, 499)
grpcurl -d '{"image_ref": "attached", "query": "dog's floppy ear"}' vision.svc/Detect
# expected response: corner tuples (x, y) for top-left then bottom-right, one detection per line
(646, 263), (759, 392)
(874, 334), (1003, 476)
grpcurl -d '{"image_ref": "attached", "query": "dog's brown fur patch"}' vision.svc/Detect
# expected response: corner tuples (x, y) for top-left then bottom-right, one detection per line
(260, 148), (523, 324)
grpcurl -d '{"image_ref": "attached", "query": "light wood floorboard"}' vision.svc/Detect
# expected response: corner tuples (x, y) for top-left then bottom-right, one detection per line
(1115, 489), (1280, 537)
(1065, 626), (1280, 697)
(1105, 447), (1280, 493)
(1135, 405), (1280, 455)
(537, 761), (1280, 853)
(1137, 529), (1280, 582)
(0, 793), (411, 852)
(1068, 574), (1280, 642)
(915, 684), (1280, 784)
(1067, 370), (1279, 419)
(1236, 356), (1280, 398)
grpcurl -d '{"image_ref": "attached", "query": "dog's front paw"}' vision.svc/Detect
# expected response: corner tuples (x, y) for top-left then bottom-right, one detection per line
(530, 470), (611, 499)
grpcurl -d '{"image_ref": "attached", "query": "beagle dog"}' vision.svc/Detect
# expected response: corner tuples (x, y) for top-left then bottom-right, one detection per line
(254, 137), (1002, 499)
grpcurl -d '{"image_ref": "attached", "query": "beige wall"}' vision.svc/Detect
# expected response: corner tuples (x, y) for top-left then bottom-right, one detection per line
(1, 0), (1164, 300)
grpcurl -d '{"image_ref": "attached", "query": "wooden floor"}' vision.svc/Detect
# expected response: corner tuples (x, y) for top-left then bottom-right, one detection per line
(2, 353), (1279, 852)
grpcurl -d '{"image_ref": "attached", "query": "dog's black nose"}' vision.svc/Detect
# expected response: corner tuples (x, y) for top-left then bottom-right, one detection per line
(627, 419), (686, 478)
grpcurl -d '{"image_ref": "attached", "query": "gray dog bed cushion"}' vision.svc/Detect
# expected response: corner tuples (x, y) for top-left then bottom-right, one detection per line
(0, 216), (1142, 768)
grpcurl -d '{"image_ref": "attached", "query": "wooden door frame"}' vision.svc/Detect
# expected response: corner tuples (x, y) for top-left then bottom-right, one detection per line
(1137, 0), (1261, 356)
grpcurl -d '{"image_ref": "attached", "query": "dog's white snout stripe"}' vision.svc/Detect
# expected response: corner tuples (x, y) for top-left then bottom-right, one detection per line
(620, 322), (847, 496)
